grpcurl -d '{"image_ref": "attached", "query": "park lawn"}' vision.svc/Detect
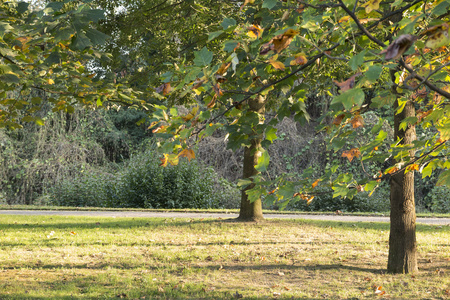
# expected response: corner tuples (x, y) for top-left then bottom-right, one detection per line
(0, 215), (448, 299)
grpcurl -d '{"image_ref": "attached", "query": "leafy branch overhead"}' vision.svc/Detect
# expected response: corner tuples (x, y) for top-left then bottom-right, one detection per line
(0, 1), (143, 129)
(147, 0), (450, 207)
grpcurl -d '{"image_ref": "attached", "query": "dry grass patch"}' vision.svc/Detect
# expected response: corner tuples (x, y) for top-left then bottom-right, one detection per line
(0, 215), (448, 299)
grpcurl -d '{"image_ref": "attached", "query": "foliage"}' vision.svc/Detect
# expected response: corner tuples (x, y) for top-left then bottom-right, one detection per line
(50, 148), (239, 209)
(0, 109), (109, 205)
(150, 0), (450, 211)
(424, 184), (450, 213)
(0, 1), (143, 129)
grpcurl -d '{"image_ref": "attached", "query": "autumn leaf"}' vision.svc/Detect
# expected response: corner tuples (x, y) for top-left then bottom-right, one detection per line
(152, 125), (167, 133)
(380, 34), (418, 60)
(269, 55), (285, 70)
(69, 231), (77, 235)
(182, 106), (199, 122)
(290, 53), (308, 66)
(207, 95), (217, 108)
(386, 166), (399, 174)
(159, 153), (179, 167)
(213, 83), (223, 97)
(350, 114), (364, 128)
(406, 164), (419, 172)
(192, 79), (205, 90)
(217, 62), (231, 75)
(363, 0), (381, 14)
(247, 24), (263, 39)
(333, 113), (346, 126)
(333, 73), (362, 92)
(156, 82), (172, 95)
(272, 29), (298, 53)
(339, 16), (350, 23)
(47, 78), (55, 85)
(422, 23), (450, 49)
(341, 148), (361, 162)
(312, 179), (321, 188)
(374, 286), (386, 296)
(178, 149), (195, 161)
(260, 42), (274, 55)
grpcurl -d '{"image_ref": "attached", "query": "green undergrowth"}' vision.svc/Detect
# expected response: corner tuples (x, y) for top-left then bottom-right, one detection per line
(0, 215), (449, 299)
(1, 205), (450, 218)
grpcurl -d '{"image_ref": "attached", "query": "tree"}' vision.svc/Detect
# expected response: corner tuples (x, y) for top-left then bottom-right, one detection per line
(151, 0), (450, 273)
(0, 1), (142, 129)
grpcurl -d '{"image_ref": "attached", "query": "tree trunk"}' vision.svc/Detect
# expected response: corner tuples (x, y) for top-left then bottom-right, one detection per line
(387, 98), (418, 274)
(238, 95), (265, 222)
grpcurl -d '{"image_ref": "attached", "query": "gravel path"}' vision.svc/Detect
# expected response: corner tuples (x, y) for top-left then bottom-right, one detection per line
(1, 210), (449, 225)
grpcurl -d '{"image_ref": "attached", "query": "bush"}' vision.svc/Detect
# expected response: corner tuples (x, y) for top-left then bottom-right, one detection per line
(424, 185), (450, 213)
(118, 152), (223, 209)
(50, 150), (240, 209)
(50, 171), (119, 207)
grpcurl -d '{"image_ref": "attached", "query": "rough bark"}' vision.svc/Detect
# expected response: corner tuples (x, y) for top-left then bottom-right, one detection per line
(387, 98), (418, 274)
(237, 95), (265, 222)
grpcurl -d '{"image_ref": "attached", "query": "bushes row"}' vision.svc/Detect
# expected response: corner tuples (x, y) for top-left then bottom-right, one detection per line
(50, 151), (240, 209)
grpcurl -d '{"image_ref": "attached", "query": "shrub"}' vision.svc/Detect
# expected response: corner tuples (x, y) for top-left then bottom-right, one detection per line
(424, 185), (450, 213)
(118, 152), (222, 209)
(50, 171), (119, 207)
(51, 150), (240, 209)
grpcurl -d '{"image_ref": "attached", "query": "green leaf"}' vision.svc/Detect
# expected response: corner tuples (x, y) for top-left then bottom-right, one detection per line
(437, 170), (450, 187)
(44, 52), (61, 66)
(365, 65), (382, 81)
(255, 148), (270, 172)
(265, 126), (277, 143)
(193, 47), (213, 67)
(349, 50), (366, 71)
(16, 2), (30, 14)
(399, 116), (418, 131)
(224, 40), (239, 52)
(85, 28), (110, 46)
(80, 9), (105, 23)
(0, 22), (13, 37)
(221, 18), (236, 30)
(0, 73), (20, 84)
(262, 0), (278, 9)
(71, 33), (92, 50)
(331, 88), (365, 110)
(208, 31), (224, 42)
(431, 0), (450, 15)
(370, 93), (396, 108)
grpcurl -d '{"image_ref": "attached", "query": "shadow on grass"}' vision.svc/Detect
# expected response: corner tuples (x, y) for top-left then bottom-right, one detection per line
(0, 216), (400, 230)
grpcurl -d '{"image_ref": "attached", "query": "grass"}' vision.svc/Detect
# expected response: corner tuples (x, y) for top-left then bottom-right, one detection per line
(0, 215), (449, 299)
(2, 204), (450, 218)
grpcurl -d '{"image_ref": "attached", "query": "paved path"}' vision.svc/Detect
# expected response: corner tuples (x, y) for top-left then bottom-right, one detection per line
(1, 210), (449, 225)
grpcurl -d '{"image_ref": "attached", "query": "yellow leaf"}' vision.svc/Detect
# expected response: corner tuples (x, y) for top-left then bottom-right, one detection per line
(364, 0), (381, 14)
(290, 53), (308, 66)
(423, 23), (450, 50)
(247, 25), (263, 39)
(47, 79), (55, 85)
(269, 59), (285, 71)
(178, 149), (196, 162)
(339, 16), (350, 23)
(182, 106), (199, 122)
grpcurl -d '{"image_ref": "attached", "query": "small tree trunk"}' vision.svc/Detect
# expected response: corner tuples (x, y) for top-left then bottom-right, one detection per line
(238, 95), (265, 222)
(387, 98), (418, 274)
